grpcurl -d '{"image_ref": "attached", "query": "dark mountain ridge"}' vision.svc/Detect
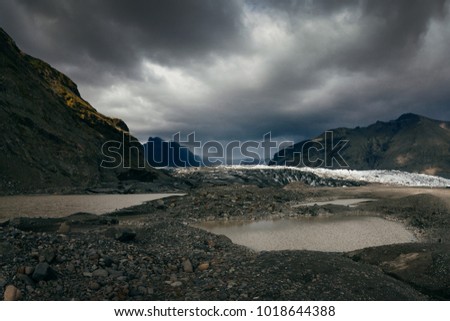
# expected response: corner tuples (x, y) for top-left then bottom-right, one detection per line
(0, 28), (168, 194)
(271, 113), (450, 178)
(143, 137), (201, 167)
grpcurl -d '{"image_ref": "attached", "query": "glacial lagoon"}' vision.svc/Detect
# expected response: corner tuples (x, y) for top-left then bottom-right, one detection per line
(197, 215), (417, 252)
(0, 193), (185, 219)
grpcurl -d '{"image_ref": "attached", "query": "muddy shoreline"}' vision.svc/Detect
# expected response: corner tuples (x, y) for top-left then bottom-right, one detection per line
(1, 183), (450, 300)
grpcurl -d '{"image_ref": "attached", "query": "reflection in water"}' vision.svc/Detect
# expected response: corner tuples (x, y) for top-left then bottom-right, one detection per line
(294, 198), (376, 207)
(0, 193), (185, 219)
(197, 216), (417, 252)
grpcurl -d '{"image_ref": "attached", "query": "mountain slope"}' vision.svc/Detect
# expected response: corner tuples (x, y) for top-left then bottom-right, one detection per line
(271, 113), (450, 178)
(0, 28), (167, 194)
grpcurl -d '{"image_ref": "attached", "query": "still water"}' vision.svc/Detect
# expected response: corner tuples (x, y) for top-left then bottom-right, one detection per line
(197, 216), (417, 252)
(0, 193), (185, 219)
(294, 198), (376, 207)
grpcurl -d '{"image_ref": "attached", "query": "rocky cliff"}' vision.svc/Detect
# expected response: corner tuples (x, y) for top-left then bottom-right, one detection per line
(0, 28), (168, 194)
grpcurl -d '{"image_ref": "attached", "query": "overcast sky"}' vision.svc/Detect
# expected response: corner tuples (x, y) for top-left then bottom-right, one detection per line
(1, 0), (450, 143)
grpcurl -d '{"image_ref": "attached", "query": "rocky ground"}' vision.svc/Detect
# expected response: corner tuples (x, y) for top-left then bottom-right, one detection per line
(1, 182), (450, 301)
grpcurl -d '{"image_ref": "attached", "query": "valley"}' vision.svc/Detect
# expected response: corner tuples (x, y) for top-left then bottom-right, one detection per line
(1, 25), (449, 302)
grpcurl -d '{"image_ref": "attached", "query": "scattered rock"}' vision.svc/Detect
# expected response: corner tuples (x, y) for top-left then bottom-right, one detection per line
(41, 248), (56, 263)
(105, 228), (136, 242)
(88, 250), (100, 261)
(107, 269), (124, 278)
(381, 252), (432, 275)
(15, 273), (35, 286)
(197, 263), (209, 271)
(156, 199), (166, 209)
(182, 259), (193, 273)
(92, 269), (109, 278)
(347, 243), (450, 300)
(65, 212), (118, 227)
(57, 222), (71, 234)
(9, 217), (61, 232)
(89, 281), (101, 291)
(4, 285), (21, 301)
(0, 241), (13, 256)
(24, 266), (34, 275)
(102, 256), (114, 267)
(32, 262), (57, 281)
(0, 184), (449, 301)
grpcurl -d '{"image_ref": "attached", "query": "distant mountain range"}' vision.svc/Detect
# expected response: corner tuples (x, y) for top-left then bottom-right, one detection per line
(143, 137), (201, 167)
(271, 113), (450, 178)
(0, 28), (168, 194)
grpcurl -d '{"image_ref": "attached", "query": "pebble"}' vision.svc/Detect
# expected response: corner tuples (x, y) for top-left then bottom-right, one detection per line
(15, 273), (35, 286)
(88, 250), (100, 261)
(41, 248), (56, 263)
(92, 269), (109, 278)
(108, 269), (124, 278)
(89, 281), (101, 290)
(102, 256), (114, 267)
(197, 263), (210, 271)
(105, 228), (136, 242)
(58, 222), (71, 234)
(156, 200), (165, 209)
(0, 241), (13, 256)
(32, 262), (57, 281)
(4, 285), (21, 301)
(24, 266), (34, 275)
(183, 259), (193, 273)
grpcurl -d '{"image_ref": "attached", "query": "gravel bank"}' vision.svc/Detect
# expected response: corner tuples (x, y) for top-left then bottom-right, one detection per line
(2, 184), (449, 301)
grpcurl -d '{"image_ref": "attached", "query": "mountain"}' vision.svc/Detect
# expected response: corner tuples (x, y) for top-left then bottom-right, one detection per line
(144, 137), (201, 167)
(271, 113), (450, 178)
(0, 28), (168, 194)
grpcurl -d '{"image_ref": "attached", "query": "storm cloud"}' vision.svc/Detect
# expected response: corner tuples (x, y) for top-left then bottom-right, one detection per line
(1, 0), (449, 143)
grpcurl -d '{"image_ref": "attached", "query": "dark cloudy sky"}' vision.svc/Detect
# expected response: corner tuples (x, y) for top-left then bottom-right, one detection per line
(1, 0), (450, 143)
